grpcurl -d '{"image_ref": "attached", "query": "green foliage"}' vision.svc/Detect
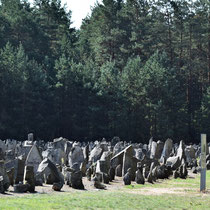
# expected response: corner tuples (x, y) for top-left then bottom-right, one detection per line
(0, 0), (210, 141)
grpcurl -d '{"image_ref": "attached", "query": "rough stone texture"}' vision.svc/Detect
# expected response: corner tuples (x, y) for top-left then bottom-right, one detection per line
(135, 169), (145, 184)
(109, 167), (115, 181)
(115, 164), (122, 177)
(15, 158), (25, 184)
(95, 172), (109, 184)
(89, 146), (103, 163)
(122, 146), (138, 180)
(113, 142), (124, 156)
(7, 167), (15, 186)
(68, 145), (84, 168)
(28, 133), (34, 141)
(150, 141), (157, 159)
(93, 177), (106, 189)
(0, 161), (10, 193)
(23, 165), (35, 192)
(160, 139), (173, 162)
(0, 140), (6, 156)
(37, 158), (64, 185)
(69, 170), (84, 189)
(155, 141), (164, 159)
(185, 145), (196, 163)
(52, 182), (63, 191)
(166, 156), (181, 170)
(86, 167), (92, 181)
(52, 137), (66, 152)
(135, 148), (145, 161)
(96, 160), (109, 174)
(25, 145), (42, 174)
(176, 140), (186, 161)
(14, 183), (29, 193)
(123, 168), (131, 185)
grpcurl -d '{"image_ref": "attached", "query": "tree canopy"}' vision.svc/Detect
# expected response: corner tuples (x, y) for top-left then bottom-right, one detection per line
(0, 0), (210, 143)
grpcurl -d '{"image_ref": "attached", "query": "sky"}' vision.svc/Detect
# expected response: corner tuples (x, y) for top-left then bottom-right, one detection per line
(29, 0), (102, 29)
(65, 0), (102, 28)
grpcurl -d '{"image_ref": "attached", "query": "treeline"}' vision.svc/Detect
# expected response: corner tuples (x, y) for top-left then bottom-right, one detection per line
(0, 0), (210, 143)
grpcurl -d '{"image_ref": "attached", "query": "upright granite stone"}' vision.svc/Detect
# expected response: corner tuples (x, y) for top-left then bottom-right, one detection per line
(37, 158), (64, 185)
(28, 133), (34, 141)
(123, 168), (132, 185)
(15, 158), (25, 184)
(185, 145), (196, 163)
(23, 165), (35, 192)
(135, 162), (145, 184)
(122, 145), (138, 180)
(115, 164), (122, 177)
(0, 140), (6, 155)
(69, 170), (84, 189)
(25, 145), (42, 174)
(160, 139), (173, 163)
(68, 144), (84, 168)
(150, 141), (157, 159)
(155, 141), (164, 159)
(89, 146), (103, 163)
(0, 161), (10, 192)
(176, 140), (185, 161)
(96, 160), (109, 174)
(52, 137), (66, 151)
(113, 142), (124, 156)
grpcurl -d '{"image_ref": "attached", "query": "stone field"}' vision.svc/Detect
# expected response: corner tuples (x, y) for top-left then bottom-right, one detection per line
(0, 134), (210, 195)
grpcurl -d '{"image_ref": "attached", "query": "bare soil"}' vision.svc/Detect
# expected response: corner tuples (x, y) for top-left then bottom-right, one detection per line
(0, 173), (209, 197)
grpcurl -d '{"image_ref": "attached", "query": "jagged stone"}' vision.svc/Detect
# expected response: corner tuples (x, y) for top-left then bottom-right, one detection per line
(14, 182), (30, 193)
(108, 167), (115, 181)
(23, 165), (35, 192)
(115, 164), (122, 177)
(86, 167), (92, 181)
(123, 168), (132, 185)
(69, 170), (84, 190)
(93, 177), (106, 190)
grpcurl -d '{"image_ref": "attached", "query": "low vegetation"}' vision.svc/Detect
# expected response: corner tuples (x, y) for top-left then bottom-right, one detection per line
(0, 171), (209, 209)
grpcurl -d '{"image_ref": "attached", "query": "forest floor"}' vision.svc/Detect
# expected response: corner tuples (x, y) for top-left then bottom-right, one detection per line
(0, 171), (210, 209)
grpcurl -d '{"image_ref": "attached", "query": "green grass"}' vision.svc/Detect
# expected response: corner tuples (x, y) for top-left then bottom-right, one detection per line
(125, 170), (210, 190)
(0, 191), (210, 210)
(0, 171), (210, 210)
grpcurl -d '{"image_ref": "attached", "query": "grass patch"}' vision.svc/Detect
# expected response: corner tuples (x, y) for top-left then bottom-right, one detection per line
(0, 171), (209, 209)
(125, 170), (210, 190)
(0, 191), (210, 210)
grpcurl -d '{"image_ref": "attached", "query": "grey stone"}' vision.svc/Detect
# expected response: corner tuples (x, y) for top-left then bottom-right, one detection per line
(155, 141), (164, 159)
(89, 146), (103, 163)
(28, 133), (34, 141)
(96, 160), (109, 174)
(69, 170), (84, 189)
(68, 145), (84, 168)
(93, 177), (106, 189)
(109, 167), (115, 181)
(166, 156), (181, 170)
(115, 164), (122, 177)
(86, 167), (92, 181)
(150, 141), (157, 159)
(23, 165), (35, 192)
(160, 139), (173, 162)
(0, 161), (10, 193)
(14, 183), (29, 193)
(135, 169), (145, 184)
(37, 158), (64, 185)
(123, 168), (132, 185)
(52, 182), (63, 191)
(25, 145), (42, 174)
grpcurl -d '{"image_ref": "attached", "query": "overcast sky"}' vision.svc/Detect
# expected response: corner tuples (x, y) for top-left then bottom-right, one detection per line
(29, 0), (102, 29)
